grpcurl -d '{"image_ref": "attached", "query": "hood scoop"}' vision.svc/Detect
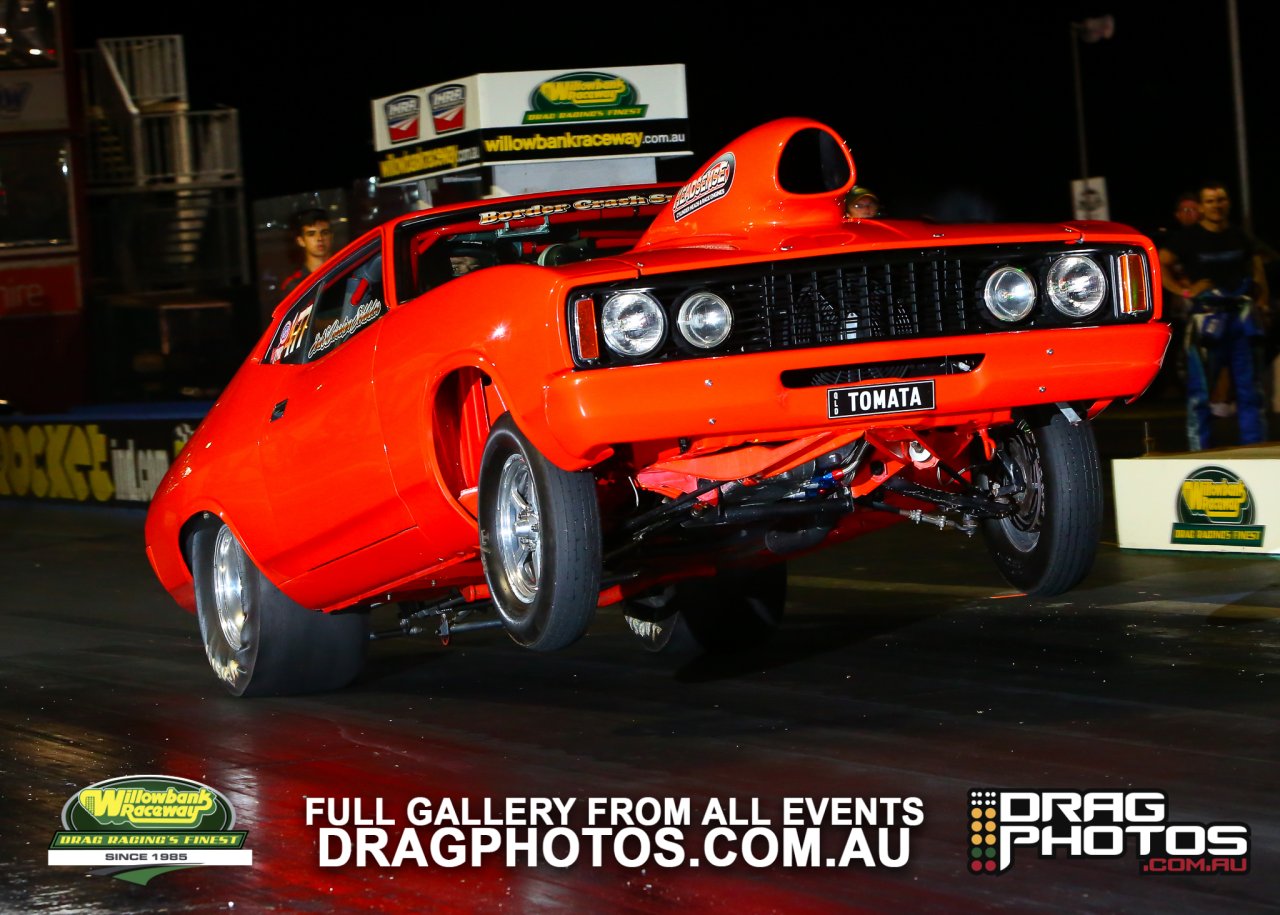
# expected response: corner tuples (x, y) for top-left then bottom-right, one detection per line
(636, 118), (856, 250)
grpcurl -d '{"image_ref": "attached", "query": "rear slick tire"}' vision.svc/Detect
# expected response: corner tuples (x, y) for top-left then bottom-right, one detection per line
(478, 414), (602, 651)
(191, 523), (368, 697)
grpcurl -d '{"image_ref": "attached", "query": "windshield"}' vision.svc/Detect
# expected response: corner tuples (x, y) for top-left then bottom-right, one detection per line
(395, 188), (674, 302)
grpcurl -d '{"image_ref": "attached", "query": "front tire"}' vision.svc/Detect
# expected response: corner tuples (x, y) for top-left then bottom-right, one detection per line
(478, 415), (601, 650)
(191, 523), (368, 696)
(980, 413), (1102, 596)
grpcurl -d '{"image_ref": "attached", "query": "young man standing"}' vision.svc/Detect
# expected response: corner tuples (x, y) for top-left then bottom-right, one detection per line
(280, 208), (334, 296)
(1158, 182), (1270, 450)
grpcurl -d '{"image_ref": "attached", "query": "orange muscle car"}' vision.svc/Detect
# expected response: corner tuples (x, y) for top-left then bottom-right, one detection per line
(145, 118), (1170, 695)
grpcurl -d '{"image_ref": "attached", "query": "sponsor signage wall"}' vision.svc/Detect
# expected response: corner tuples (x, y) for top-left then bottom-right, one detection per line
(0, 415), (203, 506)
(371, 65), (690, 185)
(1112, 446), (1279, 554)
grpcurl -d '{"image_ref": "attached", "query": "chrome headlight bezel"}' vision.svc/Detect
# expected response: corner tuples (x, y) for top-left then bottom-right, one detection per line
(675, 291), (733, 350)
(982, 266), (1037, 323)
(1046, 255), (1107, 318)
(600, 291), (666, 357)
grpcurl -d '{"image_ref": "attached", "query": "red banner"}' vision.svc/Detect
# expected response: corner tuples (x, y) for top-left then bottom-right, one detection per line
(0, 259), (80, 318)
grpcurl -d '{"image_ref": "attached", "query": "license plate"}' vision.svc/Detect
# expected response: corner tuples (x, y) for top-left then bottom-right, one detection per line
(827, 380), (936, 419)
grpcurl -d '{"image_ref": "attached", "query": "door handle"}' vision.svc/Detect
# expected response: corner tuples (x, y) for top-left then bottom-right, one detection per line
(271, 399), (288, 422)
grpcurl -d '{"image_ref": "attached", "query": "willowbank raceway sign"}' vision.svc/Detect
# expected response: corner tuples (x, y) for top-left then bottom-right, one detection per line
(371, 64), (691, 185)
(1112, 449), (1278, 554)
(48, 775), (251, 885)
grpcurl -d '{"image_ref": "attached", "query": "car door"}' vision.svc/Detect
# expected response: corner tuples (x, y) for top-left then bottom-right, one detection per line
(258, 239), (414, 580)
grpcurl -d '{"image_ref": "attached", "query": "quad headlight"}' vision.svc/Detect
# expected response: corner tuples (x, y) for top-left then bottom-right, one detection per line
(676, 291), (733, 349)
(601, 291), (665, 357)
(983, 266), (1037, 322)
(1046, 255), (1107, 317)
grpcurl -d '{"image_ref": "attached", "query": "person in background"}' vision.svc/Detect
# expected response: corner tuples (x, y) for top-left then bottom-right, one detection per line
(1151, 191), (1204, 399)
(1158, 181), (1270, 450)
(1172, 191), (1201, 230)
(280, 208), (334, 296)
(845, 186), (880, 219)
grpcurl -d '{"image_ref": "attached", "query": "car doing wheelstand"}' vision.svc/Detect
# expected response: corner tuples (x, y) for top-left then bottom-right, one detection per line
(146, 118), (1169, 695)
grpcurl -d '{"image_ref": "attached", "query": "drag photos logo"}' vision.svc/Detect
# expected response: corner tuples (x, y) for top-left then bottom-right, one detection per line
(48, 775), (251, 885)
(967, 789), (1249, 875)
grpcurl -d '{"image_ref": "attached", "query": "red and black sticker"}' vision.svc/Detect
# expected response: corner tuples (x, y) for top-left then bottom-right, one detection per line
(673, 152), (735, 221)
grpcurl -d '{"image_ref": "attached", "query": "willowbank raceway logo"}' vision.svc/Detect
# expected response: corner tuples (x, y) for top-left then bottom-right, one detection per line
(967, 789), (1249, 875)
(523, 71), (646, 124)
(48, 775), (251, 884)
(1171, 465), (1265, 548)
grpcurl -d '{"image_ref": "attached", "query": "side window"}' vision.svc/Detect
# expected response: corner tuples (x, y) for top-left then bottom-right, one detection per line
(305, 246), (385, 361)
(267, 243), (385, 365)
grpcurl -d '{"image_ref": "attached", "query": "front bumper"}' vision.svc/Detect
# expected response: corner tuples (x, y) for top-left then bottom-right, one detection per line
(542, 322), (1171, 467)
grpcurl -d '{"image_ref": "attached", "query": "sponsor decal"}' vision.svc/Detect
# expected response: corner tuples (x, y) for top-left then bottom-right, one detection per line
(522, 71), (647, 124)
(1170, 465), (1265, 547)
(0, 81), (32, 118)
(827, 380), (935, 419)
(48, 775), (251, 885)
(430, 83), (466, 134)
(967, 788), (1248, 875)
(477, 193), (673, 226)
(378, 144), (469, 180)
(672, 153), (735, 221)
(306, 299), (384, 359)
(384, 94), (421, 144)
(272, 302), (314, 363)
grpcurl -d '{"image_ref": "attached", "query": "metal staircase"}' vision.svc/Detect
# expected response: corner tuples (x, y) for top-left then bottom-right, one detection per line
(79, 35), (248, 292)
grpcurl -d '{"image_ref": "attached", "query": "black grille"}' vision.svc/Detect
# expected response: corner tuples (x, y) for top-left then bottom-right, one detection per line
(760, 257), (973, 349)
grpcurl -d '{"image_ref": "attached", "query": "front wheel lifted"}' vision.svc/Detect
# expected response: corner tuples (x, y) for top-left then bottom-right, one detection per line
(191, 523), (368, 696)
(478, 414), (602, 650)
(980, 413), (1102, 596)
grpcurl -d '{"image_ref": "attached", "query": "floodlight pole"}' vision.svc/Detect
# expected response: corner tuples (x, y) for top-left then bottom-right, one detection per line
(1227, 0), (1252, 231)
(1070, 23), (1089, 180)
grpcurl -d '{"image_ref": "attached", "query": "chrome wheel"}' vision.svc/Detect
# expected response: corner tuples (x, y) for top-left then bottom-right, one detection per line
(495, 452), (541, 605)
(213, 525), (250, 651)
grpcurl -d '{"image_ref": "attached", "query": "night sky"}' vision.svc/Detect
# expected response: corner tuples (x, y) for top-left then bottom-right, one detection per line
(69, 1), (1280, 241)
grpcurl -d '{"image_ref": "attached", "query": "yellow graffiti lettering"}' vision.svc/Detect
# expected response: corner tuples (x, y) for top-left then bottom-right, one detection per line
(44, 423), (72, 499)
(0, 424), (116, 501)
(86, 425), (114, 501)
(64, 425), (89, 500)
(29, 425), (49, 497)
(6, 425), (30, 496)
